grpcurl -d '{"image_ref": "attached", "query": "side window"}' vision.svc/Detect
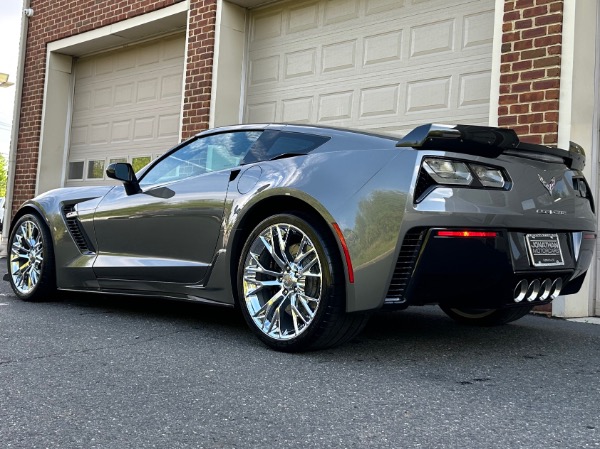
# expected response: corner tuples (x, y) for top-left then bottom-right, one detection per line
(244, 131), (330, 164)
(139, 131), (262, 187)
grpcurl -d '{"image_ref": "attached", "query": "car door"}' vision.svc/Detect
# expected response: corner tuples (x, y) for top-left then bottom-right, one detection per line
(91, 130), (262, 284)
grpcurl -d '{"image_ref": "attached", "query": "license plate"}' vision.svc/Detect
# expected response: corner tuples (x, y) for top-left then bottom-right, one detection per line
(526, 234), (564, 267)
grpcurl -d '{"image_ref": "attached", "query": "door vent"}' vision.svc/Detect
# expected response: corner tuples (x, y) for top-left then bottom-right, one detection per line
(63, 205), (95, 254)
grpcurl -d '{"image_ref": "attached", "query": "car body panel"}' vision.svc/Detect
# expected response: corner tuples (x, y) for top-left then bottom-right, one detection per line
(8, 124), (596, 314)
(92, 169), (231, 284)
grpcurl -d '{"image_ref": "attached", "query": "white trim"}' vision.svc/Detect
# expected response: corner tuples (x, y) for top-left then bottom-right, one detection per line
(557, 0), (576, 150)
(47, 1), (189, 54)
(593, 5), (600, 317)
(239, 10), (249, 124)
(209, 0), (224, 129)
(179, 6), (192, 141)
(1, 0), (30, 255)
(34, 49), (58, 196)
(488, 0), (504, 127)
(60, 57), (77, 188)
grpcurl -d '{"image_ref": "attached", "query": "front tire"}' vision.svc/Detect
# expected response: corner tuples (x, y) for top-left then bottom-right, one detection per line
(439, 304), (533, 326)
(237, 213), (368, 352)
(7, 214), (57, 301)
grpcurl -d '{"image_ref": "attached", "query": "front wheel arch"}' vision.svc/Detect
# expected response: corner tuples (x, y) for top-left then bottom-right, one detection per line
(7, 212), (57, 301)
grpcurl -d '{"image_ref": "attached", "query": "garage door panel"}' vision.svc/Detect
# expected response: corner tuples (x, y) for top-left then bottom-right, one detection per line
(68, 34), (185, 186)
(246, 59), (492, 128)
(70, 100), (182, 123)
(249, 0), (491, 50)
(70, 106), (181, 145)
(248, 36), (492, 87)
(246, 0), (494, 133)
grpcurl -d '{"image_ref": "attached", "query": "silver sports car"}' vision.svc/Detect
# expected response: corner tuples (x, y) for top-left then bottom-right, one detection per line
(7, 123), (596, 351)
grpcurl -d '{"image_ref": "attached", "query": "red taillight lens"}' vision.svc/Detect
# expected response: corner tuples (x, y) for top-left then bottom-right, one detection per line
(583, 232), (597, 240)
(436, 230), (498, 238)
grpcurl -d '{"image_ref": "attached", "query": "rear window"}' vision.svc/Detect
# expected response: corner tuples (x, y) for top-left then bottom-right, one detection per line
(243, 131), (330, 164)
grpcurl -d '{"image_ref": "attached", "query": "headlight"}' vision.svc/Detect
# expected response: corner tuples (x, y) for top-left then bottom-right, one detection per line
(470, 164), (505, 188)
(422, 158), (473, 185)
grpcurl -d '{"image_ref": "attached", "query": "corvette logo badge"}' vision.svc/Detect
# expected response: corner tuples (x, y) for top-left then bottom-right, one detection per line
(538, 174), (556, 195)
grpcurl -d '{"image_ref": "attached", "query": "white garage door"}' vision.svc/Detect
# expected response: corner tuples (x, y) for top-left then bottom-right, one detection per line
(245, 0), (495, 135)
(67, 34), (185, 186)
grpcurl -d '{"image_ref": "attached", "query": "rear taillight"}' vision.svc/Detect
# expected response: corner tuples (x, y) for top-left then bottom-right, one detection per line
(436, 230), (498, 238)
(415, 157), (509, 203)
(572, 176), (595, 213)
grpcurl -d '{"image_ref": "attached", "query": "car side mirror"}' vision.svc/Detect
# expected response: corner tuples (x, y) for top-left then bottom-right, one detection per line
(106, 163), (141, 195)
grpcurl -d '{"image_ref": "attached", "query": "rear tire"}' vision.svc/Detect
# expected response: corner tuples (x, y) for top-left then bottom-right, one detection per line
(440, 304), (533, 326)
(7, 214), (57, 301)
(237, 212), (368, 352)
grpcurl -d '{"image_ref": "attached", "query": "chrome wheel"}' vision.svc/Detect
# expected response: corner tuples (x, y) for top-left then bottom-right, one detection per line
(242, 223), (322, 341)
(10, 219), (44, 295)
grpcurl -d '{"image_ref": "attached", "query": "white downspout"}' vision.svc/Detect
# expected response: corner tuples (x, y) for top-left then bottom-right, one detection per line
(1, 0), (30, 256)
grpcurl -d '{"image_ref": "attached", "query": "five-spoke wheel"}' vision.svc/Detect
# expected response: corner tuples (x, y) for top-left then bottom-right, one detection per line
(8, 214), (56, 301)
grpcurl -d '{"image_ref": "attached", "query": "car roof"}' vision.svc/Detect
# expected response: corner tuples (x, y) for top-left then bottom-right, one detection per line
(195, 123), (400, 142)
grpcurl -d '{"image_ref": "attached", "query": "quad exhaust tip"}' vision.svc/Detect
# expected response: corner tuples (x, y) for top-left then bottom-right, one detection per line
(514, 278), (562, 303)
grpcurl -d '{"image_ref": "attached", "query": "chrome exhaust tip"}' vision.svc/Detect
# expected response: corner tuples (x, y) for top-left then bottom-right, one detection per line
(539, 278), (552, 301)
(514, 279), (528, 303)
(526, 279), (541, 302)
(550, 278), (563, 299)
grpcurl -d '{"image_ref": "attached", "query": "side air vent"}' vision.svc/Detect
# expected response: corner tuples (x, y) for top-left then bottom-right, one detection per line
(63, 205), (95, 254)
(384, 228), (426, 305)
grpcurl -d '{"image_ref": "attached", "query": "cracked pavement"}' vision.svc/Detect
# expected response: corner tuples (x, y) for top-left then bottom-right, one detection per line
(0, 260), (599, 448)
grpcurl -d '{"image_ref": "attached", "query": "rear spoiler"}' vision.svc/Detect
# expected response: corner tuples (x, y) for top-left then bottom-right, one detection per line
(396, 124), (586, 171)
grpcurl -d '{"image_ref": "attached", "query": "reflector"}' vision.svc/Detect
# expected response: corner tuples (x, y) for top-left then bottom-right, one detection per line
(436, 230), (498, 238)
(332, 223), (354, 283)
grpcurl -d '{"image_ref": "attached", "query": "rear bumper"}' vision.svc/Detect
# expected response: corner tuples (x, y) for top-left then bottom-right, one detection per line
(385, 228), (595, 309)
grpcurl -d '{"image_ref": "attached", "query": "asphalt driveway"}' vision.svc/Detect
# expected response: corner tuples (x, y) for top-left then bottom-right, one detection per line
(0, 260), (598, 448)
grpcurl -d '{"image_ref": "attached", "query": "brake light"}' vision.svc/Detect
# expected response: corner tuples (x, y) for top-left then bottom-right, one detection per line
(583, 232), (596, 240)
(436, 230), (498, 238)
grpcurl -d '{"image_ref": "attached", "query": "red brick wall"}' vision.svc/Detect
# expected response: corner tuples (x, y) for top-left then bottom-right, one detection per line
(182, 0), (217, 139)
(498, 0), (563, 145)
(13, 0), (217, 212)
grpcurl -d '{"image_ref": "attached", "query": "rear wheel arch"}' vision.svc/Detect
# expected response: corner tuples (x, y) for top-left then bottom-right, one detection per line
(229, 196), (346, 306)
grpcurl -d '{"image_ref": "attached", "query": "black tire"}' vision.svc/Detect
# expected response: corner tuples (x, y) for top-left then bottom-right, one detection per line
(7, 213), (57, 301)
(439, 304), (533, 326)
(237, 212), (368, 352)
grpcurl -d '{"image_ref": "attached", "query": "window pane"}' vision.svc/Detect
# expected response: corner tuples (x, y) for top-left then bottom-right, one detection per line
(269, 133), (328, 154)
(206, 131), (261, 172)
(68, 161), (84, 180)
(245, 131), (329, 164)
(140, 131), (262, 186)
(109, 158), (127, 164)
(87, 160), (105, 179)
(132, 156), (151, 172)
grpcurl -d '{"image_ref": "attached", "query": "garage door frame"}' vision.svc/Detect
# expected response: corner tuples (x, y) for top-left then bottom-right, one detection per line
(242, 0), (496, 135)
(36, 1), (189, 195)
